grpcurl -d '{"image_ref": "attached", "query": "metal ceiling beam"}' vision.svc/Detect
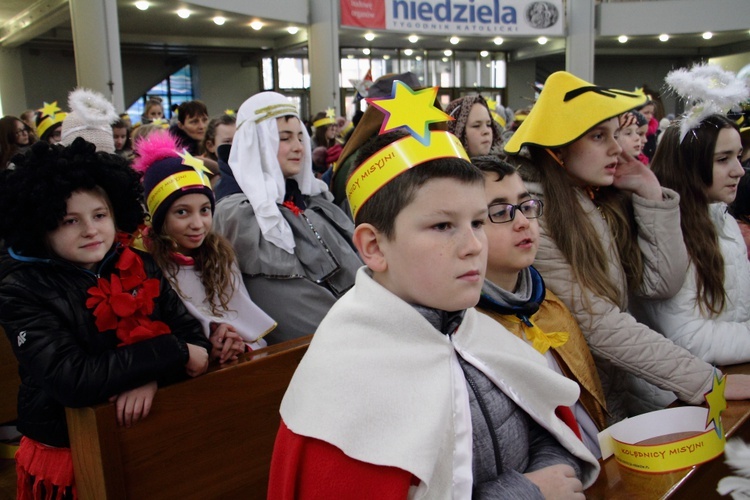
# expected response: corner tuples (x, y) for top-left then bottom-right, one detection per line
(0, 0), (70, 48)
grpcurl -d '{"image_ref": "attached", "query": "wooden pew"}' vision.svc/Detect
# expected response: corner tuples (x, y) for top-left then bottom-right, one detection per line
(586, 362), (750, 499)
(0, 327), (20, 425)
(67, 335), (311, 500)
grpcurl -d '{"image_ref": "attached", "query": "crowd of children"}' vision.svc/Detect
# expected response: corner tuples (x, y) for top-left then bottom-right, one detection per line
(2, 63), (750, 498)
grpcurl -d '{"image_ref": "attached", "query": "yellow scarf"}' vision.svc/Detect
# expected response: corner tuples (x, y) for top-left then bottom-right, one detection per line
(507, 315), (569, 354)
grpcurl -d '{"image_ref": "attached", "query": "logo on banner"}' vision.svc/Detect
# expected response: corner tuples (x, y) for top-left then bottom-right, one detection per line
(341, 0), (564, 36)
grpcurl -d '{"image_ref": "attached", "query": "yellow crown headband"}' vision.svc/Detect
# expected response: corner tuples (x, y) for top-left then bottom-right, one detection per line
(146, 152), (213, 217)
(598, 371), (727, 473)
(313, 107), (337, 128)
(346, 81), (469, 219)
(347, 131), (468, 218)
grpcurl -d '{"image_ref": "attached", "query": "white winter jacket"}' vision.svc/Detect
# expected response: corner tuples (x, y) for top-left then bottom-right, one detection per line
(632, 203), (750, 365)
(527, 183), (716, 419)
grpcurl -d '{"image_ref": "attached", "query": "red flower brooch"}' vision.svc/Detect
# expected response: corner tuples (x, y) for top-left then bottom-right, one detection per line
(86, 246), (171, 345)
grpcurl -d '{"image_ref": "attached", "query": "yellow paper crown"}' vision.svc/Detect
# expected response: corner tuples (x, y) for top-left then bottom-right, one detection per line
(146, 151), (213, 217)
(599, 371), (727, 473)
(504, 71), (647, 154)
(346, 81), (469, 219)
(313, 108), (337, 128)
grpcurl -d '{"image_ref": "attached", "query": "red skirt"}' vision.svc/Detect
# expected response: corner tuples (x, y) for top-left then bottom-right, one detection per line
(15, 436), (77, 500)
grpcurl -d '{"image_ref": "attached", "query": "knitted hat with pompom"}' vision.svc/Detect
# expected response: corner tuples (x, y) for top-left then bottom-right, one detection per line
(60, 88), (119, 153)
(132, 130), (215, 232)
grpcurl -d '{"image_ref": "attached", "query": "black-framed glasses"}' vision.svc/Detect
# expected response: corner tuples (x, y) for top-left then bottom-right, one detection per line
(488, 199), (543, 224)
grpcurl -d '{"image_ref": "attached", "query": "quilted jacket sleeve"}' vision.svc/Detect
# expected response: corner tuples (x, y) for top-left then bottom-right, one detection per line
(531, 186), (715, 406)
(631, 188), (689, 300)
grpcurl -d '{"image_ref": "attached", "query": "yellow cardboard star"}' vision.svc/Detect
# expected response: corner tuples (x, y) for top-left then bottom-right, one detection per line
(178, 150), (213, 179)
(224, 109), (236, 116)
(39, 101), (61, 118)
(367, 81), (452, 145)
(704, 370), (727, 438)
(325, 107), (336, 120)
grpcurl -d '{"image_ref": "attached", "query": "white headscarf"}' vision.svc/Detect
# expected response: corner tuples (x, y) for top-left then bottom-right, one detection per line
(229, 92), (328, 253)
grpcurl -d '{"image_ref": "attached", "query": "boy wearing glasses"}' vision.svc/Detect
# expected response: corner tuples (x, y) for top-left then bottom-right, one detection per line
(472, 155), (607, 458)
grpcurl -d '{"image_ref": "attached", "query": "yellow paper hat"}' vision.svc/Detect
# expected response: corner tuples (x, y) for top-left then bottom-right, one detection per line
(313, 108), (336, 128)
(36, 101), (67, 139)
(504, 71), (647, 154)
(346, 81), (469, 219)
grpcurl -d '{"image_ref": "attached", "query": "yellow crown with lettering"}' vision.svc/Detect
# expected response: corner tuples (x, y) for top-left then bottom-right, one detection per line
(346, 81), (470, 219)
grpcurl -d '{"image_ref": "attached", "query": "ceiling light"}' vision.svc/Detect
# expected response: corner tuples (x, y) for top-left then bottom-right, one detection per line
(449, 36), (459, 45)
(444, 49), (453, 56)
(383, 55), (390, 60)
(493, 37), (503, 45)
(618, 35), (628, 43)
(364, 33), (375, 41)
(213, 16), (226, 26)
(415, 56), (422, 61)
(250, 20), (264, 30)
(442, 57), (448, 62)
(363, 48), (371, 55)
(480, 50), (489, 57)
(408, 35), (419, 43)
(538, 36), (548, 45)
(347, 54), (354, 59)
(702, 31), (713, 40)
(287, 26), (299, 35)
(404, 49), (413, 56)
(177, 8), (191, 19)
(135, 1), (149, 10)
(658, 34), (669, 42)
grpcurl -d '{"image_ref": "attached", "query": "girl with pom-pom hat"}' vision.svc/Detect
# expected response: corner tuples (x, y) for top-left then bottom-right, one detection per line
(133, 131), (276, 358)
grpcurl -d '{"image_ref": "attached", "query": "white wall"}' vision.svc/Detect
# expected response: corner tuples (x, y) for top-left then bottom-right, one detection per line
(14, 47), (263, 116)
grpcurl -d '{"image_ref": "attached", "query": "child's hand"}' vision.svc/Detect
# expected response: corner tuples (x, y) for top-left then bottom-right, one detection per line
(613, 151), (662, 201)
(185, 343), (209, 377)
(524, 464), (584, 499)
(725, 374), (750, 399)
(110, 381), (158, 428)
(209, 323), (245, 363)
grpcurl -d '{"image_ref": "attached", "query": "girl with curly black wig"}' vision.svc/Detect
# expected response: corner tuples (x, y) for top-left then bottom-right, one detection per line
(0, 138), (211, 499)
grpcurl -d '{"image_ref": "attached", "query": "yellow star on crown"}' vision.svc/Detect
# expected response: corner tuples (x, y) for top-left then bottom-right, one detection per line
(704, 370), (727, 438)
(224, 109), (236, 116)
(325, 107), (336, 120)
(39, 101), (61, 118)
(178, 150), (213, 179)
(367, 81), (452, 145)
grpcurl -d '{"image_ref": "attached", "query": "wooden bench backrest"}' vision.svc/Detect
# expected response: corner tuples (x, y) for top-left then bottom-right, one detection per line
(0, 327), (20, 424)
(67, 336), (311, 500)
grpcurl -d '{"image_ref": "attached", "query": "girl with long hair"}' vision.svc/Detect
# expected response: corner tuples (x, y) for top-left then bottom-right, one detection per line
(633, 114), (750, 364)
(0, 115), (31, 168)
(133, 131), (276, 360)
(504, 71), (750, 418)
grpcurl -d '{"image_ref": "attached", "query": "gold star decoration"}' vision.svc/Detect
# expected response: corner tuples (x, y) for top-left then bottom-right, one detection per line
(704, 370), (727, 438)
(325, 107), (336, 120)
(39, 101), (61, 118)
(366, 81), (452, 145)
(178, 150), (213, 180)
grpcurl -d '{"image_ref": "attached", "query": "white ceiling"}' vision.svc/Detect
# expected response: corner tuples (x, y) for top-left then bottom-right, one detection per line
(2, 0), (749, 60)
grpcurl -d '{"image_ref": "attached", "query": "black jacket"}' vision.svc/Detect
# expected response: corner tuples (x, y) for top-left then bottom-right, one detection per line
(0, 246), (210, 447)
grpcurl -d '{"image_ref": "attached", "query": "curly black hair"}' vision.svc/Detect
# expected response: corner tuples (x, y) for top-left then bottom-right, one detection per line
(0, 138), (146, 257)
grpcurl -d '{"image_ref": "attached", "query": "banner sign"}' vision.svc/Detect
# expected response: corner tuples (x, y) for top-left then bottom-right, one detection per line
(341, 0), (564, 36)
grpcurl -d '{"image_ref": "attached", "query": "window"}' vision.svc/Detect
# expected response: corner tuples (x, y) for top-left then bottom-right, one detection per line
(126, 65), (194, 124)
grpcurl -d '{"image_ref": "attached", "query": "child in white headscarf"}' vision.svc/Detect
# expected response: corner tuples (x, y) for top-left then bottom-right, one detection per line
(212, 92), (362, 343)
